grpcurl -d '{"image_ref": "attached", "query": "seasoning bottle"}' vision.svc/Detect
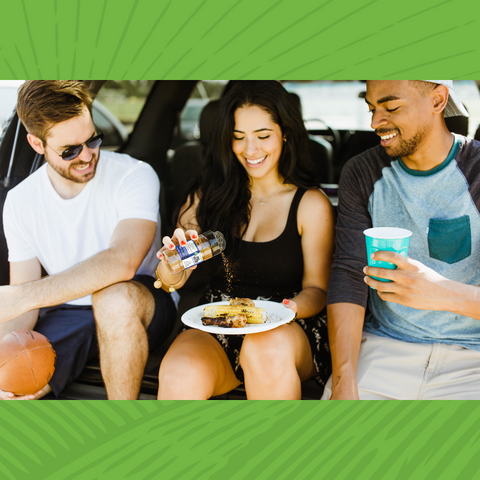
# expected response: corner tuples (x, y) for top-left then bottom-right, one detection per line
(160, 230), (226, 275)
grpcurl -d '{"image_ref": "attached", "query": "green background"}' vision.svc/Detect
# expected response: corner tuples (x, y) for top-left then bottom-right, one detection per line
(2, 400), (480, 479)
(1, 0), (480, 478)
(0, 0), (478, 79)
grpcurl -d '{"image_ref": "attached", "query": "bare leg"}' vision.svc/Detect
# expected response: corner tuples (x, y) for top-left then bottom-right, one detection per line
(158, 329), (241, 400)
(240, 323), (316, 400)
(92, 281), (155, 400)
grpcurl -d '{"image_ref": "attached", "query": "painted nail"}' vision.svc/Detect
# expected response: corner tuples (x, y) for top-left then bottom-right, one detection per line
(168, 244), (175, 250)
(283, 299), (289, 305)
(192, 235), (197, 240)
(157, 252), (163, 259)
(180, 240), (187, 246)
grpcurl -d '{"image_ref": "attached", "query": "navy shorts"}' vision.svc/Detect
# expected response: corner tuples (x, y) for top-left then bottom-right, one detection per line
(36, 275), (176, 398)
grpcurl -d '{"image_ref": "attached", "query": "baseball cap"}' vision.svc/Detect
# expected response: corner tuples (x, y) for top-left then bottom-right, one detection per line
(422, 80), (469, 118)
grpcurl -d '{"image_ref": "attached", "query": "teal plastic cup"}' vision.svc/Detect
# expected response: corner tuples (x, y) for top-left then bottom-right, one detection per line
(363, 227), (412, 282)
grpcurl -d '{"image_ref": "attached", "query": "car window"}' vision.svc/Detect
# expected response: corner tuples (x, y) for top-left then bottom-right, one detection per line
(0, 87), (19, 130)
(0, 81), (25, 135)
(95, 81), (155, 134)
(283, 80), (480, 138)
(451, 81), (480, 137)
(92, 104), (124, 149)
(179, 81), (228, 142)
(283, 81), (371, 131)
(0, 81), (141, 149)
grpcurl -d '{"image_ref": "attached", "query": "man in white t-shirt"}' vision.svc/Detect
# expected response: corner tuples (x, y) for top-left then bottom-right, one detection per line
(0, 81), (176, 399)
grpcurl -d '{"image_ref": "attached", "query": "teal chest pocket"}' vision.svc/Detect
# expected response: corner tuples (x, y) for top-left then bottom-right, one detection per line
(428, 216), (471, 264)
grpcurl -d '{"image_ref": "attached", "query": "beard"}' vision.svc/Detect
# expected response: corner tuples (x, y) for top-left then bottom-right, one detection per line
(46, 150), (100, 183)
(377, 127), (426, 158)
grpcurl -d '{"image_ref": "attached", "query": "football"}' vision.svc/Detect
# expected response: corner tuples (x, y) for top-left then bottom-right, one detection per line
(0, 330), (56, 395)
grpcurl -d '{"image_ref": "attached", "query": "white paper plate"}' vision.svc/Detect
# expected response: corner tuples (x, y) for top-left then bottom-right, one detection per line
(181, 300), (296, 335)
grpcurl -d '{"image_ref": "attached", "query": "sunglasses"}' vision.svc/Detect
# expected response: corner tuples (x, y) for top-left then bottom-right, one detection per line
(46, 132), (104, 161)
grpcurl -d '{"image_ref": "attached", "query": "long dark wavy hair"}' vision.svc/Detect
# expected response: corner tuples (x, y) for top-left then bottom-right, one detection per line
(181, 80), (318, 258)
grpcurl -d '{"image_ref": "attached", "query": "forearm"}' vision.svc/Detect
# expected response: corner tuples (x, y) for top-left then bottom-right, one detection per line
(10, 248), (135, 317)
(327, 302), (365, 398)
(291, 286), (326, 319)
(442, 279), (480, 320)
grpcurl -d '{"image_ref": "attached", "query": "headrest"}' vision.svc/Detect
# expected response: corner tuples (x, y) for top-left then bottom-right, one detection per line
(199, 99), (220, 146)
(445, 115), (469, 137)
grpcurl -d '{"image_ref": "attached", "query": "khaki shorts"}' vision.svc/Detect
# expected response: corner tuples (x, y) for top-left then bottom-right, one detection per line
(321, 332), (480, 400)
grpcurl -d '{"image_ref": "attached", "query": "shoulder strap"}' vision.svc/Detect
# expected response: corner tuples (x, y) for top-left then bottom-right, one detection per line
(285, 188), (307, 233)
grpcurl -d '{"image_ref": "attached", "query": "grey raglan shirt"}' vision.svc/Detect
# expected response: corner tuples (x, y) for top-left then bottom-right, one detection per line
(327, 134), (480, 350)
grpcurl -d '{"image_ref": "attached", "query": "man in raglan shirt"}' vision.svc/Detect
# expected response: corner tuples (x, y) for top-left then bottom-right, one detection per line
(0, 80), (176, 400)
(322, 80), (480, 400)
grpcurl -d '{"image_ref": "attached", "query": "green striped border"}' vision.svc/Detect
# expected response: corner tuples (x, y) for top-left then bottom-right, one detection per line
(1, 401), (480, 479)
(1, 0), (480, 478)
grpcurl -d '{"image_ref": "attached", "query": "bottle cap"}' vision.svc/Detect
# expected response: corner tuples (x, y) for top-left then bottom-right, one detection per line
(213, 231), (226, 252)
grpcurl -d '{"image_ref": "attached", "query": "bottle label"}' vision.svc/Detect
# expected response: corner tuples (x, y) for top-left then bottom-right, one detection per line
(176, 240), (204, 269)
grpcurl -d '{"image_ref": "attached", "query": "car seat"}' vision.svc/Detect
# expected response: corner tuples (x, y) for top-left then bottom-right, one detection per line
(445, 113), (469, 137)
(167, 99), (220, 219)
(0, 115), (39, 286)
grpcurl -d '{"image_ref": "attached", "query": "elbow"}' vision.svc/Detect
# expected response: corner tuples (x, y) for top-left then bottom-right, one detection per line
(123, 270), (137, 282)
(126, 265), (139, 281)
(110, 247), (146, 282)
(305, 285), (327, 298)
(118, 262), (138, 282)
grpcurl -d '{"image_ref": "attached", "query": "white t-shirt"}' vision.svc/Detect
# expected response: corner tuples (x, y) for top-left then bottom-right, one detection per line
(3, 150), (162, 305)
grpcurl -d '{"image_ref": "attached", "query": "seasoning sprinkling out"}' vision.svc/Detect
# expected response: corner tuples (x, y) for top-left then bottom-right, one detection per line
(222, 252), (235, 294)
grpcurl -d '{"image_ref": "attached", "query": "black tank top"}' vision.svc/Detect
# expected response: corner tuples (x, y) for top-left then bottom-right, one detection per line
(208, 188), (306, 299)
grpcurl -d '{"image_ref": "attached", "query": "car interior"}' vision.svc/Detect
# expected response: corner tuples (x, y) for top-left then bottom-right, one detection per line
(1, 79), (479, 399)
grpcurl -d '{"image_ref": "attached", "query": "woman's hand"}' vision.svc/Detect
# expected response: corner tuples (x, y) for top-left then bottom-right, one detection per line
(283, 298), (298, 315)
(156, 228), (199, 261)
(154, 228), (200, 293)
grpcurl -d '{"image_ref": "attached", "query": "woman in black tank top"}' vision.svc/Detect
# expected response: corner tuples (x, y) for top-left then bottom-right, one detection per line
(156, 81), (335, 399)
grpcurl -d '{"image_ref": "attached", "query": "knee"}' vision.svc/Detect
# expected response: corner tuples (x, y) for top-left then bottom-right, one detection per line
(92, 282), (151, 329)
(159, 353), (190, 390)
(240, 329), (294, 377)
(158, 349), (209, 398)
(158, 331), (224, 399)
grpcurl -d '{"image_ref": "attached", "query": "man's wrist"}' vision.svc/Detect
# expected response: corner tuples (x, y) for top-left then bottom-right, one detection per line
(331, 365), (358, 389)
(332, 373), (356, 389)
(445, 279), (479, 317)
(331, 372), (359, 400)
(15, 283), (37, 313)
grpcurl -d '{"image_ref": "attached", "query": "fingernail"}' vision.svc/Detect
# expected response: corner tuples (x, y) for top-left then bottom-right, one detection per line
(180, 240), (187, 246)
(371, 253), (375, 259)
(363, 267), (366, 274)
(364, 276), (368, 283)
(192, 234), (198, 239)
(283, 299), (289, 305)
(157, 252), (163, 259)
(168, 244), (175, 250)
